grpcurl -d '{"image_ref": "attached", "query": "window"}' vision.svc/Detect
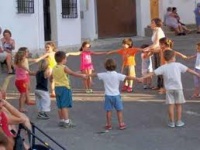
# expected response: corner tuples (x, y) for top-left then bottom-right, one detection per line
(17, 0), (34, 14)
(62, 0), (78, 18)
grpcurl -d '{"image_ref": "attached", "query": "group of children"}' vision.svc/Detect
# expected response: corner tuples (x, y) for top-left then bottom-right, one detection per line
(12, 37), (200, 130)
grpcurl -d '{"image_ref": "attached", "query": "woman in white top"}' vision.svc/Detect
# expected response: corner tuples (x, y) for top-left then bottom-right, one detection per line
(144, 18), (165, 90)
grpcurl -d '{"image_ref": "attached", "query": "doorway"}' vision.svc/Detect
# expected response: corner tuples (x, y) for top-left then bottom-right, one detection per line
(96, 0), (137, 38)
(43, 0), (51, 41)
(150, 0), (159, 20)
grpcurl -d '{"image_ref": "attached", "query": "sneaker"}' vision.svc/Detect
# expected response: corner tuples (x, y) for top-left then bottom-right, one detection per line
(85, 89), (90, 94)
(62, 119), (76, 128)
(89, 89), (93, 93)
(119, 123), (126, 130)
(143, 85), (148, 89)
(58, 121), (64, 127)
(126, 87), (133, 93)
(176, 120), (185, 127)
(168, 121), (175, 128)
(104, 125), (112, 130)
(121, 85), (128, 92)
(37, 112), (49, 120)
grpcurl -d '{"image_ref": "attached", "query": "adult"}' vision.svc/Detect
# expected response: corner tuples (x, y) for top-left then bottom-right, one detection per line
(172, 7), (190, 33)
(165, 7), (185, 35)
(0, 29), (14, 74)
(194, 3), (200, 33)
(0, 90), (31, 150)
(144, 18), (165, 90)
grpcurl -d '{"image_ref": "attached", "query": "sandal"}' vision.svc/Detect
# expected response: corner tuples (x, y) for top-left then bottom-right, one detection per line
(119, 123), (126, 130)
(25, 100), (36, 105)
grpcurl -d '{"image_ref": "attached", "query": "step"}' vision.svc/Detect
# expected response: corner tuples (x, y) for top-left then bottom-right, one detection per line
(145, 24), (197, 37)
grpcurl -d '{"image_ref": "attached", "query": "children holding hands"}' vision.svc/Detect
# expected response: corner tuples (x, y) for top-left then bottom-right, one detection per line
(138, 50), (200, 128)
(66, 41), (107, 93)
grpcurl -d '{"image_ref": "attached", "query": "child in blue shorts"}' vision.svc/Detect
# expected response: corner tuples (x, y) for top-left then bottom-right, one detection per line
(51, 51), (87, 128)
(91, 58), (137, 130)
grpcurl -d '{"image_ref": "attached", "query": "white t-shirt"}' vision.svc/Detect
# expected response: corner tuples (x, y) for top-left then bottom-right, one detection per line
(195, 53), (200, 70)
(97, 71), (126, 96)
(151, 27), (165, 47)
(154, 62), (188, 90)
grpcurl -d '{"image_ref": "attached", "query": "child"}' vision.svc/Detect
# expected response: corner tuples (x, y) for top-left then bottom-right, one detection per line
(138, 50), (200, 128)
(51, 51), (87, 128)
(66, 41), (106, 93)
(158, 37), (187, 94)
(107, 38), (142, 92)
(30, 42), (57, 97)
(0, 132), (8, 150)
(35, 59), (51, 119)
(140, 44), (153, 89)
(91, 58), (137, 130)
(187, 42), (200, 98)
(14, 47), (35, 112)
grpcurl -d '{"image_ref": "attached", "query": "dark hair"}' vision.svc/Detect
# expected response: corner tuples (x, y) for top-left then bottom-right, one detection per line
(167, 7), (172, 11)
(159, 37), (173, 48)
(140, 44), (149, 49)
(0, 132), (8, 147)
(151, 18), (162, 27)
(122, 38), (133, 48)
(163, 50), (175, 61)
(3, 29), (12, 37)
(197, 42), (200, 47)
(104, 59), (116, 71)
(55, 51), (66, 63)
(79, 41), (91, 51)
(172, 7), (177, 11)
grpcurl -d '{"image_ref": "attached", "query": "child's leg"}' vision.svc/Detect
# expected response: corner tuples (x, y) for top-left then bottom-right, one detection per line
(60, 108), (69, 120)
(127, 66), (135, 92)
(19, 93), (26, 112)
(87, 69), (93, 89)
(168, 104), (175, 122)
(175, 104), (182, 121)
(81, 70), (89, 91)
(192, 87), (200, 97)
(193, 72), (200, 97)
(106, 111), (112, 126)
(116, 110), (124, 125)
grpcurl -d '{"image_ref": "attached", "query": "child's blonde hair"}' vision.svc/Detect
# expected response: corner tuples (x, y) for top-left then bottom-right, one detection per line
(45, 42), (57, 52)
(159, 37), (173, 49)
(38, 59), (49, 71)
(14, 47), (28, 66)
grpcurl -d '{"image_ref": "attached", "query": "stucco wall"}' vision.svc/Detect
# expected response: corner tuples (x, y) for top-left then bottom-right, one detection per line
(53, 0), (81, 47)
(0, 0), (44, 52)
(80, 0), (98, 41)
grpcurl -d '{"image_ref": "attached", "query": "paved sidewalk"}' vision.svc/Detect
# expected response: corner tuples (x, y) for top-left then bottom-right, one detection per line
(1, 34), (200, 150)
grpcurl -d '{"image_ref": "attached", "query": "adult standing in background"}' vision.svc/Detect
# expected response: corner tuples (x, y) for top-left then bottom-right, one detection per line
(144, 18), (165, 90)
(0, 29), (14, 74)
(194, 3), (200, 33)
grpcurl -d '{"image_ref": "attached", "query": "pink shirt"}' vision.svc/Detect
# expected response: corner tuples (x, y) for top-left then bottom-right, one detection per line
(15, 66), (28, 80)
(80, 51), (94, 70)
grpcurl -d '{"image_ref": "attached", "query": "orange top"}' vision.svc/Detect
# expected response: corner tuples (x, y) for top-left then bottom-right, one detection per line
(117, 48), (138, 66)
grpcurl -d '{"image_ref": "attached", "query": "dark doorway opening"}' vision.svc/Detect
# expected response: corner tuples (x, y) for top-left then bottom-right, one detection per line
(43, 0), (51, 41)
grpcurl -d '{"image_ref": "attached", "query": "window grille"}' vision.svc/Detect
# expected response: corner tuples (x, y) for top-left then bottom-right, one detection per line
(17, 0), (34, 14)
(62, 0), (78, 18)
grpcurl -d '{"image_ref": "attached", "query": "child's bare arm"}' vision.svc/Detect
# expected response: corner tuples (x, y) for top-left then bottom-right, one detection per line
(175, 51), (187, 59)
(91, 51), (107, 55)
(66, 51), (81, 57)
(138, 72), (155, 82)
(107, 50), (118, 55)
(29, 53), (49, 63)
(64, 66), (87, 79)
(187, 68), (200, 77)
(187, 54), (197, 59)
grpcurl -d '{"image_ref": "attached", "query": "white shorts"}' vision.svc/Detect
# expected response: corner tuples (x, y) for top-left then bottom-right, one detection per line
(166, 90), (185, 104)
(35, 90), (51, 112)
(0, 52), (7, 62)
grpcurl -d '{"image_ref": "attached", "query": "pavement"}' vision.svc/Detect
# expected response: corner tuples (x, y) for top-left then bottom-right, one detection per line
(2, 34), (200, 150)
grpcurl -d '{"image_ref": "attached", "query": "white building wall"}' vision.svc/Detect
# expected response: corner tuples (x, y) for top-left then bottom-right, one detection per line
(0, 0), (44, 52)
(54, 0), (82, 47)
(80, 0), (97, 40)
